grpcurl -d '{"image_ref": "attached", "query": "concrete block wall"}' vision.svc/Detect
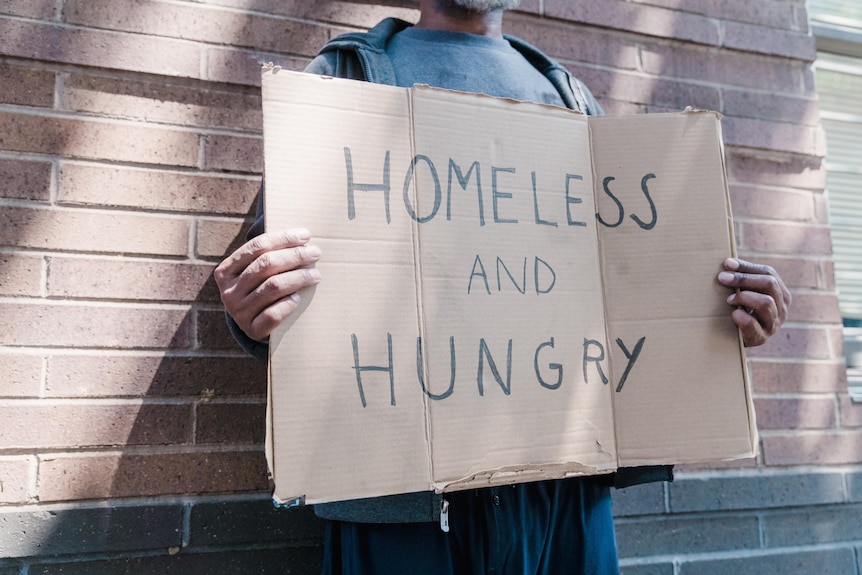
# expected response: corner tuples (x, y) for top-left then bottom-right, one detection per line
(0, 0), (855, 573)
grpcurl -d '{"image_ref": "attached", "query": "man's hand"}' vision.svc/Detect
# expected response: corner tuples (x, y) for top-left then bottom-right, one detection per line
(214, 228), (322, 343)
(718, 258), (791, 347)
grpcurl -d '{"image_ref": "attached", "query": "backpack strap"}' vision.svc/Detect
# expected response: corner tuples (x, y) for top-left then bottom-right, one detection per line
(317, 17), (412, 85)
(504, 34), (602, 115)
(316, 18), (602, 115)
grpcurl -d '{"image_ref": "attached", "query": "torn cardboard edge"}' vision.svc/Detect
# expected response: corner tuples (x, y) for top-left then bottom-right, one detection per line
(261, 69), (757, 506)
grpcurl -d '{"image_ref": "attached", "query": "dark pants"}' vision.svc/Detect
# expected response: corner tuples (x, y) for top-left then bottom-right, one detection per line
(322, 477), (619, 575)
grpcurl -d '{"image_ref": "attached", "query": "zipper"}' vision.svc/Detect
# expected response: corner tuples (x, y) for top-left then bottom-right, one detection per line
(440, 497), (450, 533)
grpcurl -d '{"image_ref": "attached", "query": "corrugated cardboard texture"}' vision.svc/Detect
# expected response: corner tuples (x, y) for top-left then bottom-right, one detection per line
(262, 69), (754, 505)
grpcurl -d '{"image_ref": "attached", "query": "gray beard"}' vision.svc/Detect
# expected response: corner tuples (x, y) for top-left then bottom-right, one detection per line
(442, 0), (520, 13)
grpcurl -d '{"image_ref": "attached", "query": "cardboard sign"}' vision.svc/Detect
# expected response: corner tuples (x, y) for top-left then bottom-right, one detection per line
(261, 68), (756, 505)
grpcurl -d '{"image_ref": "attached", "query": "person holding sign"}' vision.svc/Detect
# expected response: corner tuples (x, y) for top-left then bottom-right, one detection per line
(214, 0), (792, 573)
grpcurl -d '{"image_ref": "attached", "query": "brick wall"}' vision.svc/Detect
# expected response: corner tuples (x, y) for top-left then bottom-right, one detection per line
(0, 0), (855, 573)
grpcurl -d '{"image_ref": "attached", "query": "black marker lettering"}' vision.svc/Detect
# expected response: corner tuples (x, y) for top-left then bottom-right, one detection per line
(491, 167), (518, 224)
(615, 336), (646, 392)
(478, 338), (513, 396)
(582, 338), (609, 385)
(532, 171), (557, 227)
(535, 338), (563, 390)
(596, 176), (624, 228)
(630, 173), (657, 230)
(351, 333), (395, 407)
(468, 255), (490, 295)
(417, 336), (456, 400)
(448, 159), (484, 226)
(565, 173), (587, 227)
(403, 154), (441, 223)
(534, 257), (556, 294)
(496, 257), (527, 294)
(344, 147), (391, 223)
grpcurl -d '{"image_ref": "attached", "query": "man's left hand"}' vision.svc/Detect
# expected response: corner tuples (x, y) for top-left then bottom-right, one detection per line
(718, 258), (792, 347)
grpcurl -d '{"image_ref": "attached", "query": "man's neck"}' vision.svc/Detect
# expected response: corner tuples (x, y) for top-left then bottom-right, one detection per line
(415, 0), (505, 38)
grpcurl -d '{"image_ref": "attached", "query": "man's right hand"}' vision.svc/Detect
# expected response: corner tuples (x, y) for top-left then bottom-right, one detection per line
(214, 228), (322, 343)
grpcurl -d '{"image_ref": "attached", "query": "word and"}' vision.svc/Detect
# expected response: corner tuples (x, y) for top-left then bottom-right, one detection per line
(467, 255), (557, 295)
(350, 333), (646, 408)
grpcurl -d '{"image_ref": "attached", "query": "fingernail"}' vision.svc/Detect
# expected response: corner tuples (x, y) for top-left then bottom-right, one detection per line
(306, 245), (322, 260)
(724, 258), (739, 270)
(726, 294), (734, 304)
(294, 228), (311, 242)
(718, 272), (734, 283)
(308, 268), (322, 281)
(289, 292), (301, 303)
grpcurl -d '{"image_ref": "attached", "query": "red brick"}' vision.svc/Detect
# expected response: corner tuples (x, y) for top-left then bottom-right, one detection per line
(205, 48), (310, 87)
(829, 326), (846, 359)
(0, 354), (43, 397)
(196, 402), (266, 444)
(45, 354), (266, 398)
(738, 222), (833, 256)
(180, 0), (418, 29)
(753, 396), (837, 430)
(63, 73), (263, 131)
(203, 134), (263, 173)
(0, 19), (203, 78)
(0, 253), (43, 296)
(641, 44), (809, 94)
(1, 0), (55, 19)
(565, 64), (720, 110)
(729, 185), (819, 223)
(197, 310), (244, 351)
(784, 292), (843, 324)
(0, 62), (54, 107)
(262, 1), (419, 29)
(0, 403), (191, 449)
(58, 164), (259, 215)
(749, 360), (848, 394)
(38, 450), (269, 501)
(839, 395), (862, 428)
(762, 431), (862, 465)
(0, 303), (190, 349)
(63, 0), (330, 56)
(196, 219), (253, 259)
(820, 260), (836, 291)
(0, 112), (199, 167)
(813, 193), (829, 225)
(744, 327), (834, 360)
(727, 150), (826, 190)
(0, 158), (52, 201)
(630, 0), (798, 30)
(723, 90), (820, 126)
(0, 457), (33, 503)
(515, 0), (540, 15)
(0, 206), (191, 256)
(47, 257), (219, 303)
(723, 117), (826, 157)
(722, 21), (816, 61)
(599, 99), (646, 115)
(544, 0), (720, 46)
(504, 17), (640, 70)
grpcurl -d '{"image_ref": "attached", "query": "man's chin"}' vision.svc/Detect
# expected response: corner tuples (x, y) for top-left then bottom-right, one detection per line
(442, 0), (520, 14)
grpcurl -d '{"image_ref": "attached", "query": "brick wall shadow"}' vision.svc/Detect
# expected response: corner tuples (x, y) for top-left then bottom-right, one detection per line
(100, 195), (327, 572)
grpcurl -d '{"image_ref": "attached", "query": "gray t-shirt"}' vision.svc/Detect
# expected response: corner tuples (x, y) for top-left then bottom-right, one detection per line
(386, 27), (566, 107)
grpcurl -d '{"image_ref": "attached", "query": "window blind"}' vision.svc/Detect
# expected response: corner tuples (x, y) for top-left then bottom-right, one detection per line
(816, 50), (862, 398)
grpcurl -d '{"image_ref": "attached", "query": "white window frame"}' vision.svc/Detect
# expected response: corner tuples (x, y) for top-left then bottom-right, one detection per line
(810, 2), (862, 399)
